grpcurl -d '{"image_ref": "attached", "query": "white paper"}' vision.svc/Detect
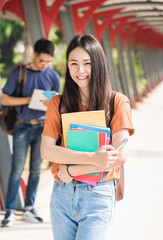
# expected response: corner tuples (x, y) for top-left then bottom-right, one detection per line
(28, 89), (58, 111)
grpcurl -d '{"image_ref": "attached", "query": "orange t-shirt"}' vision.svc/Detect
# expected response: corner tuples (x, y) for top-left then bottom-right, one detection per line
(42, 92), (134, 182)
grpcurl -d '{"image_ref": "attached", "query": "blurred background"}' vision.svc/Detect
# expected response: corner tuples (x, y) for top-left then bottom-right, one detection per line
(0, 1), (163, 239)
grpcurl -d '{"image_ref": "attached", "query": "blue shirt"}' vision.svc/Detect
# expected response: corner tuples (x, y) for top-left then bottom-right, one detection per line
(3, 66), (61, 120)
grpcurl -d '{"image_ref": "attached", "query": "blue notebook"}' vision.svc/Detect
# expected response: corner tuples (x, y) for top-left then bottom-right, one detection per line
(70, 123), (110, 138)
(43, 91), (58, 100)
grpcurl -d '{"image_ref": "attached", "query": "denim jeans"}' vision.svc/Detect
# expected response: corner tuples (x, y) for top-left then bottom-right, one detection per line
(50, 180), (115, 240)
(5, 121), (44, 210)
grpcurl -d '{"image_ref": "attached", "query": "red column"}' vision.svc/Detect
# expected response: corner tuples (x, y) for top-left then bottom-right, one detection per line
(108, 15), (135, 48)
(38, 0), (66, 38)
(92, 8), (123, 42)
(0, 0), (5, 11)
(70, 0), (106, 35)
(2, 0), (26, 23)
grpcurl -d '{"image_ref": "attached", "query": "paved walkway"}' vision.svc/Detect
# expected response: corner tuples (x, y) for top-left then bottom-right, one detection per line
(0, 82), (163, 240)
(110, 81), (163, 240)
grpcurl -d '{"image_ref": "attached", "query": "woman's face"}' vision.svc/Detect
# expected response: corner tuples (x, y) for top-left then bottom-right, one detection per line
(67, 47), (91, 91)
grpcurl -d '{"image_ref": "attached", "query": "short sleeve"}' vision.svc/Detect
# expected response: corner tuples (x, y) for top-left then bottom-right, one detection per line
(42, 94), (62, 140)
(110, 92), (135, 136)
(2, 67), (19, 95)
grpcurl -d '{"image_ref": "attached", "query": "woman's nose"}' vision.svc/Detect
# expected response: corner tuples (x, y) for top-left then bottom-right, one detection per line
(78, 64), (85, 73)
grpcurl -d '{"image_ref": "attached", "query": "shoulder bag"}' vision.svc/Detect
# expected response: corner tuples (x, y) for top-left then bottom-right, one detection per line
(0, 65), (26, 135)
(109, 92), (124, 201)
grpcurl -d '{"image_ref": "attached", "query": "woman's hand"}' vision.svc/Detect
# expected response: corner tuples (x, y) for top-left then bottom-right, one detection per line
(57, 164), (73, 184)
(93, 145), (119, 170)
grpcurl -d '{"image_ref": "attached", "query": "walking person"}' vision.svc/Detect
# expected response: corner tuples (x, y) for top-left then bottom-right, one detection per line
(1, 38), (61, 227)
(41, 34), (134, 240)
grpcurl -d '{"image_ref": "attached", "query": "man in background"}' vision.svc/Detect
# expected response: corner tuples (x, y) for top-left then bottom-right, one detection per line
(1, 38), (61, 227)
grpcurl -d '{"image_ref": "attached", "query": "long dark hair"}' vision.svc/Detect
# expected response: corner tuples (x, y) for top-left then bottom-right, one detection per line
(61, 34), (112, 125)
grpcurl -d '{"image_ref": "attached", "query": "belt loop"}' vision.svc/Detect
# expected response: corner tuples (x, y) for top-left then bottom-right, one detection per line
(17, 118), (45, 125)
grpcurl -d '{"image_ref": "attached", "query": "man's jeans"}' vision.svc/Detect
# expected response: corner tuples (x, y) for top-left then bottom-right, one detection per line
(5, 121), (44, 210)
(50, 180), (115, 240)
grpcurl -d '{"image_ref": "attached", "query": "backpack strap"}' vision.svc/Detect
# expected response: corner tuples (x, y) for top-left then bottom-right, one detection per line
(18, 64), (27, 85)
(108, 91), (117, 127)
(56, 95), (63, 146)
(11, 65), (26, 98)
(18, 65), (27, 113)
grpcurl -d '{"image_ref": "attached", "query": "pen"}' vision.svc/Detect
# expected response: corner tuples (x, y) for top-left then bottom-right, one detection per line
(115, 138), (128, 151)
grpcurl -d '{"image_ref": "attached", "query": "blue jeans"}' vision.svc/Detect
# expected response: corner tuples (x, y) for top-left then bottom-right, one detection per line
(5, 121), (44, 210)
(50, 180), (115, 240)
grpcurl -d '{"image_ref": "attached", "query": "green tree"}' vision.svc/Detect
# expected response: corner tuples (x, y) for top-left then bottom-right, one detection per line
(0, 19), (24, 77)
(49, 26), (67, 91)
(0, 20), (66, 91)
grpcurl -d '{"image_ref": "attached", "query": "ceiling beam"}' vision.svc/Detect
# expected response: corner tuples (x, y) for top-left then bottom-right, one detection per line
(100, 1), (163, 11)
(117, 9), (163, 17)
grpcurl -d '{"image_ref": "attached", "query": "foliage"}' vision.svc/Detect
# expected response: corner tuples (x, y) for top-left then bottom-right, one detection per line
(49, 26), (67, 92)
(0, 19), (67, 92)
(49, 27), (65, 44)
(0, 19), (25, 77)
(132, 51), (147, 94)
(0, 77), (7, 88)
(112, 47), (147, 95)
(0, 19), (24, 44)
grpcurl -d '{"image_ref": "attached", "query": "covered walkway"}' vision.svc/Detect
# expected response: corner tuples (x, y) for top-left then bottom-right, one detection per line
(0, 81), (163, 239)
(0, 0), (163, 238)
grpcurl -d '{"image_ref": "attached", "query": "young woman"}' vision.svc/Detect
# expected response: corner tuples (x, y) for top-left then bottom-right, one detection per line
(41, 34), (134, 240)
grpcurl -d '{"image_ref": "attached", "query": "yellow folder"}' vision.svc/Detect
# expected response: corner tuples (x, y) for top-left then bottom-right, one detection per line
(61, 110), (106, 147)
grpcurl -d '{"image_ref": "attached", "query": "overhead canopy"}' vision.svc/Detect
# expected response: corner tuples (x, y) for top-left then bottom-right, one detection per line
(1, 0), (163, 48)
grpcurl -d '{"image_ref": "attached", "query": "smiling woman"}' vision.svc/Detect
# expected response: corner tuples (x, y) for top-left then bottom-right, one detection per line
(41, 33), (134, 240)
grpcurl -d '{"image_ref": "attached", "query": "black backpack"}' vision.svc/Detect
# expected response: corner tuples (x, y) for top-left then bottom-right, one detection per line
(0, 65), (26, 135)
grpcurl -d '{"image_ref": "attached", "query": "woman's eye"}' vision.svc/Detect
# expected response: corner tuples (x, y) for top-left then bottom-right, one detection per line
(85, 62), (91, 65)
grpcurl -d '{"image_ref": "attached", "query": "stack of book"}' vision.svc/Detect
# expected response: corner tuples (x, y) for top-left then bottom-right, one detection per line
(61, 110), (110, 186)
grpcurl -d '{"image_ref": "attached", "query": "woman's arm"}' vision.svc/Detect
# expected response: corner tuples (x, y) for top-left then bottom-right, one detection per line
(1, 93), (31, 106)
(111, 128), (129, 164)
(57, 129), (129, 183)
(41, 135), (118, 168)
